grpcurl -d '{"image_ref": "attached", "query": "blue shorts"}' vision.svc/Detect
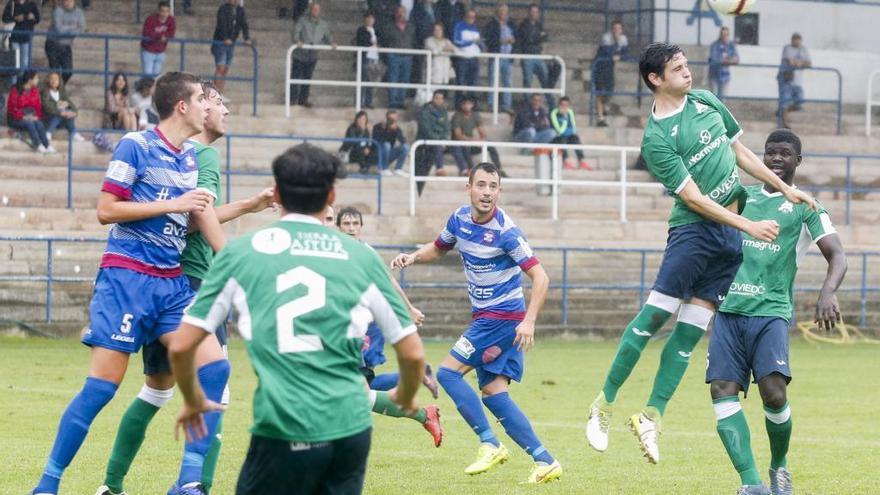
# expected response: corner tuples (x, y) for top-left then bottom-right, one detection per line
(653, 221), (743, 306)
(706, 312), (792, 395)
(361, 323), (387, 370)
(83, 267), (194, 355)
(211, 41), (235, 66)
(450, 318), (524, 389)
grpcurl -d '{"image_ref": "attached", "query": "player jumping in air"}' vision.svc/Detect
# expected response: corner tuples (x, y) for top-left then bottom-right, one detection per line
(169, 144), (426, 495)
(708, 129), (845, 495)
(585, 43), (816, 464)
(391, 162), (562, 484)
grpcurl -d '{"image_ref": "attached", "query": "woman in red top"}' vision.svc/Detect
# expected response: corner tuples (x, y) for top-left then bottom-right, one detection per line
(7, 69), (55, 153)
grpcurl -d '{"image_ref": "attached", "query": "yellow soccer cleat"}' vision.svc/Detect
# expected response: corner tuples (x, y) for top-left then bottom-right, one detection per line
(524, 459), (563, 484)
(627, 411), (661, 464)
(464, 443), (510, 475)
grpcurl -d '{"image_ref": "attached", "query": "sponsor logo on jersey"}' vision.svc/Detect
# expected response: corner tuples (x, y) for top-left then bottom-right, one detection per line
(111, 333), (135, 343)
(632, 327), (652, 337)
(159, 155), (176, 163)
(163, 222), (188, 238)
(156, 187), (171, 201)
(467, 283), (495, 300)
(482, 231), (495, 244)
(728, 281), (765, 296)
(460, 226), (473, 235)
(699, 129), (711, 145)
(670, 124), (679, 137)
(290, 232), (350, 260)
(464, 260), (496, 273)
(453, 336), (476, 359)
(252, 227), (292, 255)
(746, 198), (757, 203)
(688, 134), (730, 167)
(693, 100), (709, 114)
(185, 154), (197, 170)
(707, 169), (739, 200)
(677, 351), (692, 358)
(742, 238), (781, 253)
(778, 201), (794, 214)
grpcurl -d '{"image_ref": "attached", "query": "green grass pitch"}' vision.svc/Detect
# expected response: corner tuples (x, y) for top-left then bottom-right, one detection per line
(1, 336), (877, 494)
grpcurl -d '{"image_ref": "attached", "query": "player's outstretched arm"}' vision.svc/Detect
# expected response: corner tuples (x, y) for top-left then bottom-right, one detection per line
(731, 140), (816, 210)
(96, 189), (212, 225)
(815, 234), (847, 331)
(388, 275), (425, 326)
(390, 242), (446, 270)
(514, 263), (550, 351)
(678, 181), (780, 242)
(214, 187), (276, 224)
(191, 203), (227, 253)
(168, 322), (226, 442)
(389, 333), (426, 414)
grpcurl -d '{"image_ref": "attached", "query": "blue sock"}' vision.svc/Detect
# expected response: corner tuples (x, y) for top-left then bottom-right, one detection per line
(370, 372), (399, 391)
(177, 359), (231, 487)
(436, 367), (499, 446)
(35, 377), (118, 494)
(482, 392), (554, 464)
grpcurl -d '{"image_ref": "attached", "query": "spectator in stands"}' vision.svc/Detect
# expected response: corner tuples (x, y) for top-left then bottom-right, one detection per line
(515, 3), (552, 107)
(415, 89), (449, 192)
(290, 1), (333, 108)
(777, 32), (811, 128)
(379, 5), (416, 109)
(370, 0), (400, 27)
(451, 96), (502, 176)
(452, 8), (481, 109)
(130, 76), (158, 130)
(592, 19), (629, 127)
(355, 11), (379, 109)
(372, 109), (410, 176)
(45, 0), (85, 84)
(550, 96), (589, 170)
(410, 0), (437, 100)
(2, 0), (40, 78)
(6, 70), (54, 153)
(340, 110), (377, 173)
(708, 26), (738, 102)
(140, 0), (176, 76)
(513, 93), (556, 144)
(211, 0), (252, 95)
(482, 2), (516, 113)
(181, 0), (194, 16)
(425, 21), (455, 86)
(104, 72), (138, 131)
(434, 0), (465, 40)
(40, 70), (83, 142)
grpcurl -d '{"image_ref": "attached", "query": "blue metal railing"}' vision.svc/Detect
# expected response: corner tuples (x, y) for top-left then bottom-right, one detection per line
(0, 29), (259, 115)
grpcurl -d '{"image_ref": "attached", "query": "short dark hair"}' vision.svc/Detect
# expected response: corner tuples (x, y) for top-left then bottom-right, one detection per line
(15, 69), (37, 91)
(558, 96), (571, 104)
(639, 42), (683, 92)
(385, 109), (398, 119)
(158, 1), (171, 8)
(201, 80), (221, 99)
(528, 3), (539, 10)
(272, 144), (346, 214)
(432, 89), (445, 98)
(335, 206), (363, 227)
(611, 19), (623, 27)
(153, 71), (202, 120)
(765, 128), (802, 156)
(468, 162), (501, 184)
(134, 77), (155, 94)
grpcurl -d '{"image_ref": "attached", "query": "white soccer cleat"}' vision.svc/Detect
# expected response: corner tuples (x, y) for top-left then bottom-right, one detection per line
(627, 412), (661, 463)
(94, 485), (128, 495)
(586, 403), (611, 452)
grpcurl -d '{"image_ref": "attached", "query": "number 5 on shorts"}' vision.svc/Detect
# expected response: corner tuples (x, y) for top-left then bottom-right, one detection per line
(276, 266), (326, 353)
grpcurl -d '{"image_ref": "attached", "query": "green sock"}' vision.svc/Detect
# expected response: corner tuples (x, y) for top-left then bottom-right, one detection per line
(372, 391), (427, 423)
(201, 414), (224, 494)
(602, 303), (673, 402)
(646, 321), (704, 415)
(104, 397), (161, 493)
(715, 396), (762, 486)
(764, 401), (792, 469)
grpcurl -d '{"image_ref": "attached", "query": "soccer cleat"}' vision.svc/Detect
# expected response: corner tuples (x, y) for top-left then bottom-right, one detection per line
(627, 412), (661, 464)
(586, 401), (612, 452)
(422, 364), (440, 399)
(769, 467), (793, 495)
(167, 483), (206, 495)
(464, 443), (510, 475)
(737, 485), (771, 495)
(95, 486), (128, 495)
(563, 159), (575, 170)
(524, 459), (563, 484)
(422, 405), (443, 448)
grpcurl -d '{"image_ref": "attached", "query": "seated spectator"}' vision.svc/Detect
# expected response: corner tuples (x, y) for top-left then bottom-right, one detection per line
(513, 93), (556, 144)
(130, 77), (158, 130)
(451, 97), (502, 176)
(7, 70), (54, 153)
(550, 96), (589, 170)
(592, 19), (629, 127)
(415, 89), (450, 193)
(708, 26), (738, 101)
(104, 72), (138, 131)
(339, 110), (376, 173)
(40, 70), (84, 142)
(372, 109), (410, 176)
(451, 8), (481, 109)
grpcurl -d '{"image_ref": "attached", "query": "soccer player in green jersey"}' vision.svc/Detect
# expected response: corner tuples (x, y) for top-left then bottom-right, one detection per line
(585, 42), (816, 463)
(707, 129), (846, 495)
(169, 144), (426, 495)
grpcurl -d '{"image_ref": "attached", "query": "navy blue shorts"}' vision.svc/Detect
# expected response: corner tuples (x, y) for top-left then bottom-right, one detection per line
(653, 221), (743, 306)
(450, 318), (524, 389)
(706, 312), (792, 395)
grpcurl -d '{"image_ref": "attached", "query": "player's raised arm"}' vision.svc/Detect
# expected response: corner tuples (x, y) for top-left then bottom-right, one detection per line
(731, 140), (816, 210)
(390, 239), (448, 269)
(214, 186), (276, 223)
(676, 181), (779, 241)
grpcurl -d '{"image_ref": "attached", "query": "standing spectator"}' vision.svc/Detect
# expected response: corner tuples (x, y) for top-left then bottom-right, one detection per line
(415, 89), (449, 192)
(482, 2), (515, 113)
(130, 76), (159, 130)
(40, 70), (83, 142)
(339, 110), (376, 173)
(515, 3), (552, 107)
(354, 11), (379, 109)
(289, 2), (333, 108)
(44, 0), (85, 84)
(424, 21), (455, 87)
(434, 0), (465, 40)
(104, 72), (138, 131)
(181, 0), (194, 15)
(2, 0), (40, 76)
(512, 93), (556, 144)
(452, 8), (481, 109)
(379, 5), (416, 110)
(140, 1), (176, 76)
(707, 26), (738, 100)
(211, 0), (252, 95)
(777, 32), (810, 128)
(372, 109), (410, 175)
(370, 0), (399, 27)
(550, 96), (589, 170)
(410, 0), (437, 99)
(7, 70), (53, 152)
(451, 97), (502, 176)
(592, 19), (629, 127)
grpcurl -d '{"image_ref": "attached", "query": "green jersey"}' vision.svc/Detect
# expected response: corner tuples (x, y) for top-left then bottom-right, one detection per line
(720, 185), (836, 320)
(642, 89), (746, 228)
(181, 142), (223, 280)
(183, 214), (416, 442)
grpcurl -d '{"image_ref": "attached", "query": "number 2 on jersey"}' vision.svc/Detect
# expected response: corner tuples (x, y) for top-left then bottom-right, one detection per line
(276, 266), (326, 353)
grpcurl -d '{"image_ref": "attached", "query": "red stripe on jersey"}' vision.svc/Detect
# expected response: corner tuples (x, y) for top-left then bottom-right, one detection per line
(154, 126), (182, 154)
(472, 310), (526, 321)
(101, 253), (183, 277)
(101, 181), (132, 200)
(434, 238), (455, 251)
(519, 256), (540, 272)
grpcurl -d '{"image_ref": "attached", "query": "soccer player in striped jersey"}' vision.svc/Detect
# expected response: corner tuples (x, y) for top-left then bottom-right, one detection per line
(391, 162), (562, 484)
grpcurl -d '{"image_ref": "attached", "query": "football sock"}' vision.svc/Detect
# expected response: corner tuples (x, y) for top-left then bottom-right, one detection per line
(200, 415), (224, 494)
(436, 367), (499, 446)
(602, 291), (678, 402)
(35, 377), (118, 494)
(104, 385), (173, 493)
(369, 390), (428, 423)
(715, 396), (762, 486)
(177, 360), (231, 487)
(482, 392), (554, 464)
(764, 401), (792, 469)
(370, 372), (400, 391)
(646, 304), (712, 416)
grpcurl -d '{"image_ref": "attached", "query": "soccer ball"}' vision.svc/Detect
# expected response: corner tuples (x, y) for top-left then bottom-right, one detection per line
(707, 0), (757, 15)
